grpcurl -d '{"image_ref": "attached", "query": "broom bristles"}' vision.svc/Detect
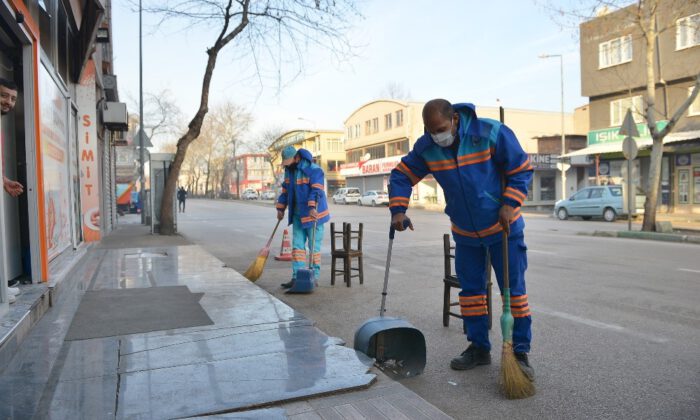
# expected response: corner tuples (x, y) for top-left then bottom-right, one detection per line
(500, 342), (536, 399)
(243, 255), (268, 282)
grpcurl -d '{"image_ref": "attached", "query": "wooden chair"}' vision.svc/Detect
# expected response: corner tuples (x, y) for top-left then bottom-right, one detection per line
(330, 223), (364, 287)
(443, 234), (493, 331)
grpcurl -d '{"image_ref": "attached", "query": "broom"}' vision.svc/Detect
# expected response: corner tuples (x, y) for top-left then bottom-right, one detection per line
(499, 199), (536, 399)
(243, 219), (282, 282)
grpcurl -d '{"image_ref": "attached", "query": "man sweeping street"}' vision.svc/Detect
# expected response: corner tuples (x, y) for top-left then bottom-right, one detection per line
(389, 99), (534, 380)
(275, 146), (330, 289)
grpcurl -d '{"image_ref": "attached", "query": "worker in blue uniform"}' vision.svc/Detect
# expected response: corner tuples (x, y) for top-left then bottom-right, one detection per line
(276, 146), (330, 288)
(389, 99), (534, 380)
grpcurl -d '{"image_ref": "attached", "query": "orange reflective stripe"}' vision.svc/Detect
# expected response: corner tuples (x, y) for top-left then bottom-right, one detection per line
(396, 162), (420, 185)
(451, 209), (522, 238)
(461, 307), (488, 317)
(457, 149), (490, 161)
(506, 159), (533, 175)
(503, 190), (524, 204)
(389, 197), (410, 208)
(301, 209), (329, 223)
(458, 154), (491, 167)
(296, 178), (310, 184)
(276, 203), (286, 209)
(506, 187), (526, 201)
(307, 201), (316, 207)
(311, 183), (324, 190)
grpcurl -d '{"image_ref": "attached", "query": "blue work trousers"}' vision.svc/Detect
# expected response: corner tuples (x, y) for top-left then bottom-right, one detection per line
(291, 215), (324, 280)
(455, 234), (532, 353)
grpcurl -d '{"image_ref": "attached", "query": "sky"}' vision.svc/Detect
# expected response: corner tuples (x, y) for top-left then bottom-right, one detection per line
(111, 0), (587, 148)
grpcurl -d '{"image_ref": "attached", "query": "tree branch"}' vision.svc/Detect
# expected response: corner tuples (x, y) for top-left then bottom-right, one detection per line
(656, 73), (700, 139)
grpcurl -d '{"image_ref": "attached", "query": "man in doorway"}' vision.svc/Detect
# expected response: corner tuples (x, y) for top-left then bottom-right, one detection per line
(1, 78), (23, 197)
(1, 77), (23, 304)
(177, 186), (187, 213)
(275, 146), (330, 289)
(389, 99), (534, 380)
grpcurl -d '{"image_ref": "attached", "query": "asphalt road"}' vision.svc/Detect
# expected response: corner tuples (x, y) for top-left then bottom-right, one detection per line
(178, 199), (700, 419)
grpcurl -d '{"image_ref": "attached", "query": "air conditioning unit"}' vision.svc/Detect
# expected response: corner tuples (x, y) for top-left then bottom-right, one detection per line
(102, 102), (128, 131)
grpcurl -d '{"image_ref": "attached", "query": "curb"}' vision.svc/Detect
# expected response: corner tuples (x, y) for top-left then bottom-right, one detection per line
(591, 230), (700, 245)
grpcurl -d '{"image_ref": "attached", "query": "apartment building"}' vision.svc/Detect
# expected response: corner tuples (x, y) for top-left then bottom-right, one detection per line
(576, 1), (700, 214)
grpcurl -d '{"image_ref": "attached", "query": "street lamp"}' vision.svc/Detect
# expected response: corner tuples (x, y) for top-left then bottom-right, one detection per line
(139, 0), (146, 223)
(539, 53), (567, 200)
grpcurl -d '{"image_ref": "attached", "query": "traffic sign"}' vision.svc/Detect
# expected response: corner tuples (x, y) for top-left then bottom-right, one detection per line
(622, 136), (638, 160)
(618, 109), (640, 138)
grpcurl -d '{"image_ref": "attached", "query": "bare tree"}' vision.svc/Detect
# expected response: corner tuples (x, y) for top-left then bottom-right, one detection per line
(127, 89), (185, 147)
(209, 102), (253, 199)
(249, 124), (287, 183)
(144, 0), (360, 234)
(542, 0), (700, 231)
(380, 81), (412, 101)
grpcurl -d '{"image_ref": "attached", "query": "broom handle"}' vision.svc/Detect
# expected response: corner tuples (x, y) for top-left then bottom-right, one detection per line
(266, 219), (282, 248)
(307, 219), (318, 269)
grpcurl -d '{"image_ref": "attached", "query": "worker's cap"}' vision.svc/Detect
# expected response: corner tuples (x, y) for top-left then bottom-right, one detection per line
(281, 146), (298, 166)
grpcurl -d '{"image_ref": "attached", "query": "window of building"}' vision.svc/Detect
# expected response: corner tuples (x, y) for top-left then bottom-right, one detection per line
(372, 117), (379, 133)
(396, 110), (404, 127)
(327, 138), (343, 153)
(540, 175), (556, 201)
(347, 127), (353, 140)
(384, 113), (392, 130)
(365, 144), (385, 160)
(387, 139), (409, 156)
(610, 95), (644, 126)
(327, 160), (344, 172)
(599, 35), (632, 69)
(677, 13), (700, 50)
(365, 120), (372, 135)
(354, 124), (360, 138)
(347, 149), (362, 163)
(689, 87), (700, 116)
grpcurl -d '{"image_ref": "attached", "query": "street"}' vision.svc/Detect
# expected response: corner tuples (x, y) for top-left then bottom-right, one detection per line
(179, 199), (699, 419)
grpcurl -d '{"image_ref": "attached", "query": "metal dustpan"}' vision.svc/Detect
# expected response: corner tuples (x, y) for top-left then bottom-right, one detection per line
(353, 218), (426, 377)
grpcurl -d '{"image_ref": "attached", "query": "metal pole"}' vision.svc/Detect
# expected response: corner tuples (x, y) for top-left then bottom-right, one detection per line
(139, 0), (145, 224)
(628, 158), (633, 231)
(560, 55), (566, 200)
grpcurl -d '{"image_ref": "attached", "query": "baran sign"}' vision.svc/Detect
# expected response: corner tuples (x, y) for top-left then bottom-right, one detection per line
(340, 155), (403, 177)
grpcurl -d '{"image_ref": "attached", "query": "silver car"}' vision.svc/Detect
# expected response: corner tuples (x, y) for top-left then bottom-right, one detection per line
(554, 185), (624, 222)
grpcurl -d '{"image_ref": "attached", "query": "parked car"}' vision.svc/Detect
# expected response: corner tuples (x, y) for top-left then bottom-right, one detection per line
(554, 185), (624, 222)
(331, 187), (361, 204)
(241, 189), (258, 200)
(357, 190), (389, 206)
(260, 190), (277, 200)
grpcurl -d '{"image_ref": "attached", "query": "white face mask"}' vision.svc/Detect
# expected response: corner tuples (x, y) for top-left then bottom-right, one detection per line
(431, 121), (455, 147)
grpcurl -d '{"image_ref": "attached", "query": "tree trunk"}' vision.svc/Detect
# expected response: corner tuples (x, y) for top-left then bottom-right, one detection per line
(641, 6), (659, 232)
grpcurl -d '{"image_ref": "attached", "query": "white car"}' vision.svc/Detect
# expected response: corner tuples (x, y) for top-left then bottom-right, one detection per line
(332, 188), (361, 204)
(357, 190), (389, 206)
(241, 189), (258, 200)
(260, 190), (277, 200)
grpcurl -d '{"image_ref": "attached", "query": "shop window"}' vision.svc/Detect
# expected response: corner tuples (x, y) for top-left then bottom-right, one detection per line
(678, 169), (689, 204)
(689, 87), (700, 116)
(599, 35), (632, 69)
(610, 95), (644, 126)
(39, 0), (56, 65)
(347, 149), (362, 163)
(676, 13), (700, 50)
(365, 144), (385, 160)
(385, 113), (392, 130)
(387, 139), (409, 156)
(539, 175), (556, 201)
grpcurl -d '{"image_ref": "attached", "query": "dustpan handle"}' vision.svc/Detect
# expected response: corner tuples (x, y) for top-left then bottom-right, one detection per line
(380, 218), (411, 316)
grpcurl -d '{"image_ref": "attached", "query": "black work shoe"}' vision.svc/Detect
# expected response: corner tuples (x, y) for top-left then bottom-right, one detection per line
(281, 280), (294, 289)
(514, 352), (535, 381)
(450, 344), (491, 370)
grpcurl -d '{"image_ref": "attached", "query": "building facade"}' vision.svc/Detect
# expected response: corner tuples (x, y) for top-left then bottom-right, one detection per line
(268, 129), (345, 195)
(577, 1), (700, 214)
(231, 153), (275, 195)
(1, 0), (125, 300)
(342, 99), (583, 206)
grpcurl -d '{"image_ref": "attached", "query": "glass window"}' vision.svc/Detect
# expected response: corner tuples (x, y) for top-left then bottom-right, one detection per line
(396, 110), (404, 127)
(372, 117), (379, 133)
(347, 149), (362, 163)
(347, 127), (353, 139)
(572, 189), (590, 201)
(384, 113), (392, 130)
(387, 139), (409, 156)
(365, 120), (371, 135)
(689, 87), (700, 116)
(599, 35), (632, 69)
(610, 95), (644, 126)
(676, 13), (700, 50)
(540, 175), (556, 201)
(39, 0), (55, 64)
(354, 124), (360, 138)
(609, 186), (622, 197)
(365, 144), (385, 160)
(589, 188), (604, 199)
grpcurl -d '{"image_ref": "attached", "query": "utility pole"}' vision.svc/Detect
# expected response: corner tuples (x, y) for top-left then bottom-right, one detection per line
(138, 0), (146, 224)
(539, 53), (567, 200)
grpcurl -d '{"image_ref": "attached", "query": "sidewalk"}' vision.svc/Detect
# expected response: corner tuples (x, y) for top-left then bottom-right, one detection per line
(0, 222), (452, 419)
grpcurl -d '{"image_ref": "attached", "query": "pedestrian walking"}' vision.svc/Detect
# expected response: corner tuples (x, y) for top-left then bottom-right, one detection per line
(389, 99), (534, 380)
(177, 186), (187, 213)
(275, 146), (330, 289)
